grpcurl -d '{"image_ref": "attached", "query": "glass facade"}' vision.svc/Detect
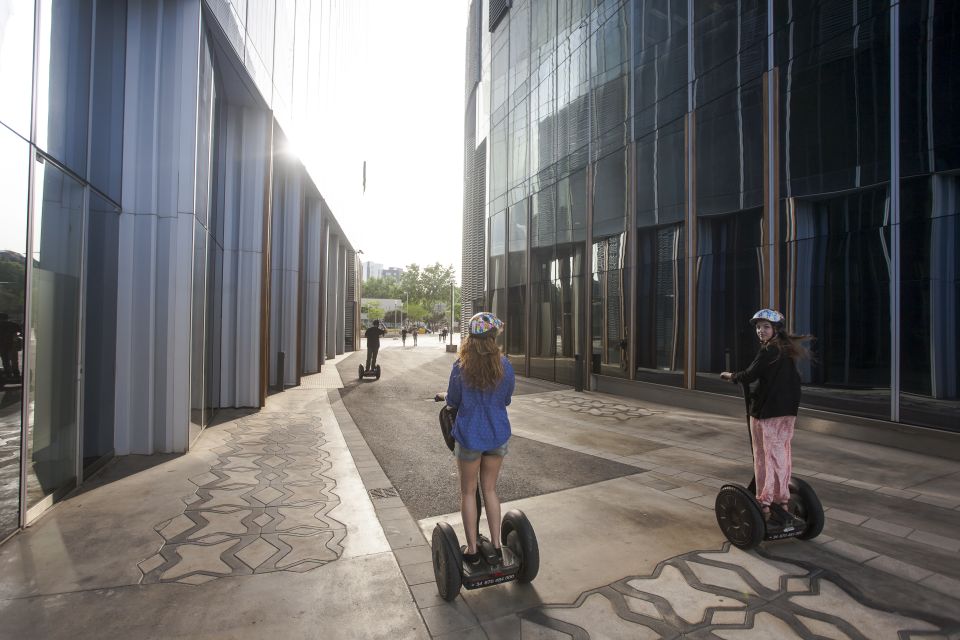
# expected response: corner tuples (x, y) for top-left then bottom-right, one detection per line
(467, 0), (960, 434)
(0, 0), (363, 541)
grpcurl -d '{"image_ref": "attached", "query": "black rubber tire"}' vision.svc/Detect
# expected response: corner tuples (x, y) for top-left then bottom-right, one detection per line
(375, 365), (381, 380)
(358, 364), (364, 380)
(791, 477), (825, 540)
(431, 523), (462, 601)
(715, 485), (765, 550)
(501, 510), (539, 583)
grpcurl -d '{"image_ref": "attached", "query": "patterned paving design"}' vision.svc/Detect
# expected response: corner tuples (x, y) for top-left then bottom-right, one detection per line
(519, 544), (951, 639)
(530, 394), (665, 421)
(140, 413), (345, 584)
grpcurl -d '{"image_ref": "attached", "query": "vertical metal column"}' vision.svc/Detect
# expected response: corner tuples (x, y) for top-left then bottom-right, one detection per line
(889, 1), (901, 422)
(684, 0), (697, 389)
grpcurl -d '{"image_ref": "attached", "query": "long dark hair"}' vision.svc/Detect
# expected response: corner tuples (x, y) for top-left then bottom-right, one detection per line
(771, 330), (815, 363)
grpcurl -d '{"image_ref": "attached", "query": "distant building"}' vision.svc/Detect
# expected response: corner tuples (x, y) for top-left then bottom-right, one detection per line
(363, 261), (384, 281)
(382, 267), (404, 280)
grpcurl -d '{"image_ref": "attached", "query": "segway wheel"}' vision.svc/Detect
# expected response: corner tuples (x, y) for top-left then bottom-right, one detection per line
(375, 365), (381, 380)
(431, 523), (462, 601)
(791, 477), (825, 540)
(501, 510), (539, 583)
(715, 485), (765, 550)
(358, 364), (365, 380)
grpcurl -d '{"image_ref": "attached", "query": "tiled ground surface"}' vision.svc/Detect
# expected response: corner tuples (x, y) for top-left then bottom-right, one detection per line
(140, 412), (346, 585)
(520, 545), (947, 639)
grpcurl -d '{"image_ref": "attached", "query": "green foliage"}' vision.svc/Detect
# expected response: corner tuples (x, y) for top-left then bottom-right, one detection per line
(362, 276), (402, 299)
(364, 301), (384, 320)
(0, 257), (26, 318)
(405, 301), (429, 322)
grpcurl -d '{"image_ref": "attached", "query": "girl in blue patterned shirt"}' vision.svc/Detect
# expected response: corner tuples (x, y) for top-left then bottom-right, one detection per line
(446, 312), (515, 564)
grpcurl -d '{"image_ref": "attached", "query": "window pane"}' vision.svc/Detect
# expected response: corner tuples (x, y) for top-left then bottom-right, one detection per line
(636, 224), (685, 385)
(0, 125), (30, 538)
(780, 188), (891, 419)
(694, 210), (763, 394)
(26, 159), (85, 506)
(89, 0), (126, 201)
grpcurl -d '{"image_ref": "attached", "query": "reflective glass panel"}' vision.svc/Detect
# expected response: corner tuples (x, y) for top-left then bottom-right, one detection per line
(26, 158), (85, 507)
(0, 125), (30, 537)
(694, 210), (762, 394)
(779, 188), (891, 420)
(635, 223), (685, 386)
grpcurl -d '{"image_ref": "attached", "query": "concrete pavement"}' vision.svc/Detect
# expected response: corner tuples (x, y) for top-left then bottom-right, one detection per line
(0, 338), (958, 639)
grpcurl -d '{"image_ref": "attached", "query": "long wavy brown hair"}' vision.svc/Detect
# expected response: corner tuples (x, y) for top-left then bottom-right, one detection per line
(457, 331), (504, 389)
(771, 330), (815, 362)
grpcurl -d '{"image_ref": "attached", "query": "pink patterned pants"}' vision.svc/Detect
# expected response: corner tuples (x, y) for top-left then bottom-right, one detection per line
(750, 415), (796, 506)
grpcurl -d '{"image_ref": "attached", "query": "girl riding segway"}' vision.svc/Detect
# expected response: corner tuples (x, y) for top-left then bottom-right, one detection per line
(720, 309), (814, 528)
(446, 312), (514, 564)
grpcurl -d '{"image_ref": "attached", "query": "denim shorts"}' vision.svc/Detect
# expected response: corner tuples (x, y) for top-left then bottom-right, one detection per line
(453, 439), (509, 462)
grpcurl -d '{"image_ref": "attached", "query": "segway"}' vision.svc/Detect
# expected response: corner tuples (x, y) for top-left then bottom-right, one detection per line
(715, 382), (825, 550)
(430, 394), (539, 601)
(358, 364), (381, 381)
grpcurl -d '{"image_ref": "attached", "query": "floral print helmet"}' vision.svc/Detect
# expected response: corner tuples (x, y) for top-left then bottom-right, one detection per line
(468, 312), (503, 336)
(750, 308), (785, 328)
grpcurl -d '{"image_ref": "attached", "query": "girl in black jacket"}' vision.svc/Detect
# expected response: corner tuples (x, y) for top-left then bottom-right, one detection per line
(721, 309), (813, 526)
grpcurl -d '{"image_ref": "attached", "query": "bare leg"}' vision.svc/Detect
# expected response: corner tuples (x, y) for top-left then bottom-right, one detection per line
(458, 457), (482, 554)
(479, 454), (504, 548)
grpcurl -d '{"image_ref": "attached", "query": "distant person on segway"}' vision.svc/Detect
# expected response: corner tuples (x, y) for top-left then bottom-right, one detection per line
(720, 309), (813, 528)
(364, 320), (386, 372)
(445, 312), (514, 565)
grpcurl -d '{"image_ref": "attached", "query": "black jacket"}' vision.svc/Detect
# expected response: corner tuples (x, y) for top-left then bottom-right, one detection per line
(364, 326), (386, 347)
(731, 342), (801, 419)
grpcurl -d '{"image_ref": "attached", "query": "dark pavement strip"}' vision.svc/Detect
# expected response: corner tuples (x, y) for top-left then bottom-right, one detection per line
(336, 346), (638, 521)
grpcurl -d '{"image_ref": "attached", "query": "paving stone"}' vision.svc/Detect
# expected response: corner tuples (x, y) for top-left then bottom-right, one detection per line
(420, 599), (480, 636)
(844, 479), (882, 491)
(865, 555), (934, 583)
(409, 581), (446, 609)
(627, 565), (745, 624)
(690, 495), (718, 509)
(541, 593), (661, 639)
(401, 560), (435, 586)
(815, 473), (848, 484)
(861, 518), (913, 538)
(825, 508), (868, 526)
(822, 539), (879, 564)
(394, 544), (432, 567)
(877, 487), (920, 499)
(714, 612), (805, 639)
(794, 614), (854, 640)
(906, 529), (960, 553)
(698, 547), (804, 591)
(687, 560), (756, 596)
(914, 494), (960, 509)
(623, 595), (662, 620)
(789, 580), (938, 640)
(919, 572), (960, 600)
(666, 486), (708, 500)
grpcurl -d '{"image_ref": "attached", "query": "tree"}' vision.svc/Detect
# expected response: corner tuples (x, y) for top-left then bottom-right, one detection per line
(362, 276), (401, 299)
(364, 301), (384, 321)
(405, 301), (429, 325)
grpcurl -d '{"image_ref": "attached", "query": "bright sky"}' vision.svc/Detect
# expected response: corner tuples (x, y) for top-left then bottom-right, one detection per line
(301, 0), (470, 280)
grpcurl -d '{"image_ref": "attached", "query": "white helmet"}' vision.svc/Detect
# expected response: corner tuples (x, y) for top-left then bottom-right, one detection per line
(750, 309), (785, 328)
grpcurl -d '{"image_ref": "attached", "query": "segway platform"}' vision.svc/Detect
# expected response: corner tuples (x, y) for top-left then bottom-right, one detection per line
(357, 364), (381, 381)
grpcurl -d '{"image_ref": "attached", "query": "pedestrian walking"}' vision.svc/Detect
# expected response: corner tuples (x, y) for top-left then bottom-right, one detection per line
(412, 327), (418, 346)
(445, 312), (514, 564)
(721, 309), (813, 527)
(401, 327), (407, 346)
